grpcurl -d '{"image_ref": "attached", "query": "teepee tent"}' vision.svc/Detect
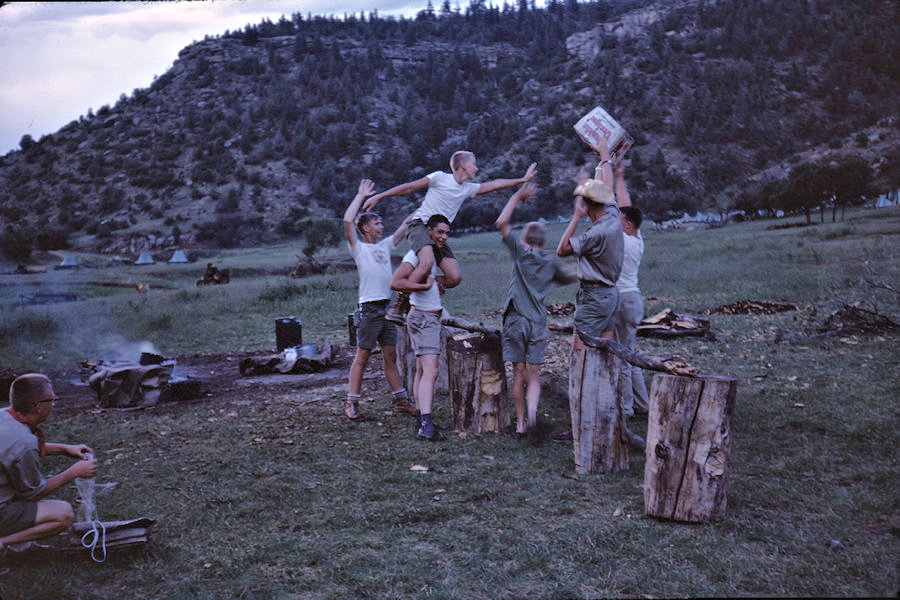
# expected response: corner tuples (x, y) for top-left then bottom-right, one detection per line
(57, 254), (80, 268)
(168, 249), (189, 263)
(134, 252), (155, 265)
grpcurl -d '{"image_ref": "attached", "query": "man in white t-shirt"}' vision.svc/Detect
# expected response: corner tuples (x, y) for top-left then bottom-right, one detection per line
(364, 151), (537, 324)
(390, 214), (452, 442)
(342, 179), (417, 421)
(615, 203), (650, 416)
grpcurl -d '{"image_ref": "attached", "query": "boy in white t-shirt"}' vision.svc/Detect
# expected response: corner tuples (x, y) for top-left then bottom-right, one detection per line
(364, 151), (537, 323)
(342, 179), (416, 421)
(389, 214), (452, 442)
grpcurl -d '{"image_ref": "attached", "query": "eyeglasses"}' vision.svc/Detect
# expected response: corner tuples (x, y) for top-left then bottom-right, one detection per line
(37, 397), (58, 405)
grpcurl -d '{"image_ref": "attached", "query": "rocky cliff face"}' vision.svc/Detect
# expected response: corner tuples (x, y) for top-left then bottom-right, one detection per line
(1, 0), (896, 258)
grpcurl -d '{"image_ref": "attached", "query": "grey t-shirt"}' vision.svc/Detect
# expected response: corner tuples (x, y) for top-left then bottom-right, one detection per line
(0, 410), (46, 506)
(569, 204), (624, 287)
(502, 231), (566, 325)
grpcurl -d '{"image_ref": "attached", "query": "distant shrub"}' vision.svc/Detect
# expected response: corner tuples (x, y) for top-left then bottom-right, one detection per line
(0, 313), (58, 339)
(0, 227), (32, 261)
(258, 283), (305, 302)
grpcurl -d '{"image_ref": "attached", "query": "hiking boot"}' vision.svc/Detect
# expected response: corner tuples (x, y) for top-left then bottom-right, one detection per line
(393, 397), (417, 415)
(385, 292), (410, 325)
(416, 420), (446, 442)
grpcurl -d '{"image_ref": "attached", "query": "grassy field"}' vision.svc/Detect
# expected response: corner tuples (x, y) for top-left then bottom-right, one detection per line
(1, 206), (898, 598)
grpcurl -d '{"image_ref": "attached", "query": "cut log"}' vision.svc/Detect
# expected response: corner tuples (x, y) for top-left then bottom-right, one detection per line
(447, 333), (509, 433)
(644, 373), (737, 522)
(568, 346), (628, 474)
(397, 324), (448, 399)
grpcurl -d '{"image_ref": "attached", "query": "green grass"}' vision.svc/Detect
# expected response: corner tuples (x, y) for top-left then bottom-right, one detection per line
(1, 206), (898, 598)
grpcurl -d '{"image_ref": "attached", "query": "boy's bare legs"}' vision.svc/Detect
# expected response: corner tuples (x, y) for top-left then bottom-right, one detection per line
(512, 362), (542, 434)
(524, 363), (541, 430)
(436, 257), (461, 289)
(409, 244), (436, 284)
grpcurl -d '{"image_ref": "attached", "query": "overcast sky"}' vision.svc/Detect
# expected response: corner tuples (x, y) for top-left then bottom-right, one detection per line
(0, 0), (436, 156)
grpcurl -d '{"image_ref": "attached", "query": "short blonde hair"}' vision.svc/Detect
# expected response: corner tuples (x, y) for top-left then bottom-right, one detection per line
(450, 151), (475, 172)
(522, 222), (547, 248)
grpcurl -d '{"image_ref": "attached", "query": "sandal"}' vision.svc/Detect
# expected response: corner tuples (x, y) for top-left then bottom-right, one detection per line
(344, 401), (362, 421)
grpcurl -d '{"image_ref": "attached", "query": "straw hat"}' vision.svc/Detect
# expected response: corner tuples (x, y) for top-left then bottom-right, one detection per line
(573, 179), (614, 205)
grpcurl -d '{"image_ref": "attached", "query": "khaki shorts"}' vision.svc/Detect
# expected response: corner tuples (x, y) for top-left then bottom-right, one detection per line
(407, 307), (442, 356)
(0, 500), (37, 537)
(354, 300), (398, 350)
(574, 284), (620, 338)
(502, 310), (547, 364)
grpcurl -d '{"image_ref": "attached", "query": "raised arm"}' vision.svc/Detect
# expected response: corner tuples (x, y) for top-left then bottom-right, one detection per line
(590, 138), (615, 195)
(391, 211), (417, 246)
(343, 179), (376, 247)
(477, 162), (538, 195)
(557, 195), (589, 257)
(363, 177), (430, 212)
(613, 160), (631, 208)
(495, 182), (537, 238)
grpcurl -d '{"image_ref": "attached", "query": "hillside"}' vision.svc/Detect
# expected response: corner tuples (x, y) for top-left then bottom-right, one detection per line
(1, 0), (898, 261)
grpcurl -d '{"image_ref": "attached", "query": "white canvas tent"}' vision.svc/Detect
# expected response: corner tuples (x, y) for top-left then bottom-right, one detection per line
(134, 252), (155, 265)
(57, 254), (80, 268)
(168, 250), (189, 263)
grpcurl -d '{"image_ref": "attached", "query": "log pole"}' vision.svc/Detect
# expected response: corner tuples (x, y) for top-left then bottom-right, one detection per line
(447, 333), (509, 433)
(568, 346), (629, 474)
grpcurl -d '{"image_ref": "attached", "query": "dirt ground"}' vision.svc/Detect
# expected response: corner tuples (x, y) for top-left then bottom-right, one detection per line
(42, 345), (359, 419)
(40, 332), (575, 420)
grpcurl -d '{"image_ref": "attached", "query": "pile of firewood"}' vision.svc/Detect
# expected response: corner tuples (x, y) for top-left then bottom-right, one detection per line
(637, 309), (711, 338)
(196, 263), (230, 286)
(704, 300), (798, 315)
(546, 302), (575, 317)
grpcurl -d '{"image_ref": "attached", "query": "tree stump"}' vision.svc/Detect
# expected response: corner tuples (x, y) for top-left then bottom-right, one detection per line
(447, 333), (509, 433)
(644, 373), (737, 522)
(397, 324), (449, 400)
(568, 347), (628, 474)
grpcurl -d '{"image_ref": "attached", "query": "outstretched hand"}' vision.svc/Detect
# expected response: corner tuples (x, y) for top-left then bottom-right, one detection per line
(358, 179), (375, 198)
(516, 182), (537, 202)
(522, 162), (538, 182)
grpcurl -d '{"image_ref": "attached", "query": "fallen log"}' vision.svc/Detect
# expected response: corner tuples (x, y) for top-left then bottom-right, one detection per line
(577, 330), (699, 377)
(441, 314), (500, 340)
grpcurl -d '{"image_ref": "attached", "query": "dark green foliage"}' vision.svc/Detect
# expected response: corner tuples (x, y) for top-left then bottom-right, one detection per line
(0, 226), (32, 261)
(300, 217), (343, 257)
(0, 0), (896, 248)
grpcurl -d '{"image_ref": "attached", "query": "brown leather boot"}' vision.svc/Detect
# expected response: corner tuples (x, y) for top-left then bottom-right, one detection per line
(385, 291), (410, 325)
(393, 397), (417, 414)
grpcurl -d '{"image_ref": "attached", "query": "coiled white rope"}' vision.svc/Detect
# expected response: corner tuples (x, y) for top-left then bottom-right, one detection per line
(74, 454), (115, 563)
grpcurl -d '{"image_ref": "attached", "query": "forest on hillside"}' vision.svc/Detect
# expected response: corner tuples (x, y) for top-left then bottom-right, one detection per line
(1, 0), (898, 259)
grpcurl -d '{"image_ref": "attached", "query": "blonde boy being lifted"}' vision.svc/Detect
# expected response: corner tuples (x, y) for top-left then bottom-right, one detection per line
(364, 151), (537, 323)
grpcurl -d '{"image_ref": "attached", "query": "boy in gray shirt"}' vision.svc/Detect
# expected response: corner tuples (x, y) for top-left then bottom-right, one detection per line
(496, 183), (575, 436)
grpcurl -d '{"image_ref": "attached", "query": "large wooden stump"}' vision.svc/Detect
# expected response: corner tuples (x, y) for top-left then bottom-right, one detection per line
(568, 347), (628, 474)
(397, 324), (449, 400)
(644, 373), (737, 522)
(447, 333), (509, 433)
